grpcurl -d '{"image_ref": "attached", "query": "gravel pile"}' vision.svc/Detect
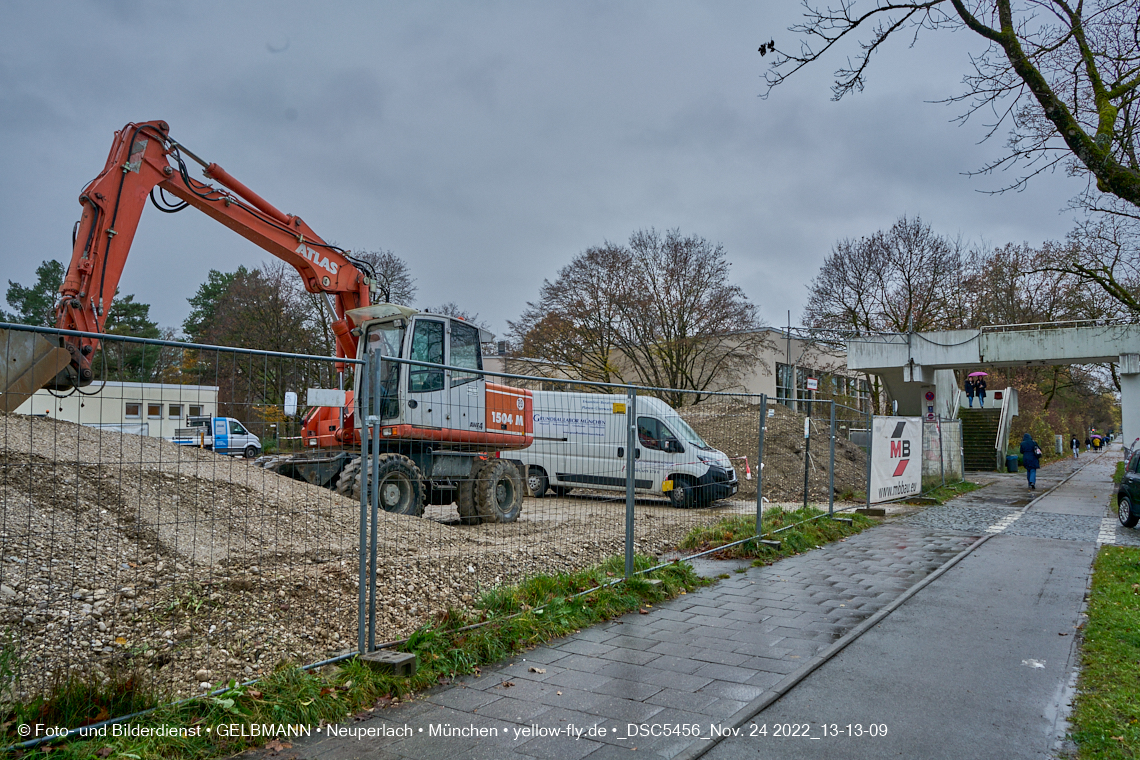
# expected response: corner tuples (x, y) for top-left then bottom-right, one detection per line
(0, 413), (760, 701)
(681, 399), (868, 502)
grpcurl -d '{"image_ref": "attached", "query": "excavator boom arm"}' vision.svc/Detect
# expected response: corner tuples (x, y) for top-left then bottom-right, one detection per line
(54, 120), (368, 386)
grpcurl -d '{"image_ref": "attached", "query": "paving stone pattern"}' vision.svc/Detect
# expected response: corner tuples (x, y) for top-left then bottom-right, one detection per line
(253, 525), (976, 760)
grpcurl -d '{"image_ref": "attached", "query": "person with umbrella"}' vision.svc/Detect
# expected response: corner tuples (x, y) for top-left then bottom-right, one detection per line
(968, 371), (988, 408)
(964, 375), (976, 407)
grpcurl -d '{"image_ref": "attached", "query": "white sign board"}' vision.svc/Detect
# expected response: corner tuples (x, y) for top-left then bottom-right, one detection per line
(806, 377), (818, 391)
(869, 416), (922, 504)
(306, 388), (347, 407)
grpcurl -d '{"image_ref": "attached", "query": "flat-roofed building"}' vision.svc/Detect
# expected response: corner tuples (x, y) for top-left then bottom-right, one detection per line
(14, 381), (219, 439)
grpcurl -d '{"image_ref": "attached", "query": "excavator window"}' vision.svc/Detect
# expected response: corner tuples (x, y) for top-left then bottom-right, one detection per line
(450, 321), (482, 387)
(409, 319), (445, 393)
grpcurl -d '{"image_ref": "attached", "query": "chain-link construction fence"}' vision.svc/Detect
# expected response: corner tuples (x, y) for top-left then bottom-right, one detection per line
(0, 323), (871, 725)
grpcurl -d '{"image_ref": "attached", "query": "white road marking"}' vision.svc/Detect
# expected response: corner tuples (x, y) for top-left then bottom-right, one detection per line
(1097, 517), (1117, 546)
(986, 511), (1025, 534)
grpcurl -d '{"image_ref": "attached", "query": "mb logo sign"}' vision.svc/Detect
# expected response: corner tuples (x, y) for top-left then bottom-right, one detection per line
(870, 417), (921, 503)
(888, 421), (911, 477)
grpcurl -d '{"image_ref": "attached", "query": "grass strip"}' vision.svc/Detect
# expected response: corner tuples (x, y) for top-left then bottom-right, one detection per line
(906, 480), (982, 505)
(0, 555), (703, 760)
(678, 505), (876, 563)
(1113, 461), (1126, 486)
(1069, 545), (1140, 759)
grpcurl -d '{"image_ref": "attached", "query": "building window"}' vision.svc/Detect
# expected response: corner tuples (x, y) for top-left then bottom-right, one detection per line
(125, 402), (141, 418)
(776, 363), (794, 408)
(147, 403), (162, 419)
(169, 404), (182, 419)
(189, 405), (204, 417)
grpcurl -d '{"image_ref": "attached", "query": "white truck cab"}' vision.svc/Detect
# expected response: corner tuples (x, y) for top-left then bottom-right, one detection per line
(172, 416), (262, 458)
(516, 391), (738, 508)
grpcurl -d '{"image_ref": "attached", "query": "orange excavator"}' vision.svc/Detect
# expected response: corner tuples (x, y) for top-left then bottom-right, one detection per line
(0, 120), (531, 523)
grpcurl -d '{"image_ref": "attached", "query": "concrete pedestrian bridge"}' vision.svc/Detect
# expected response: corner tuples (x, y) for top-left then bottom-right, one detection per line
(845, 322), (1140, 440)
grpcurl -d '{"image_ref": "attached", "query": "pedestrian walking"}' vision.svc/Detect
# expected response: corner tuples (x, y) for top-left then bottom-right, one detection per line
(964, 377), (976, 408)
(1070, 435), (1079, 459)
(1020, 433), (1042, 490)
(1085, 436), (1092, 452)
(975, 376), (987, 408)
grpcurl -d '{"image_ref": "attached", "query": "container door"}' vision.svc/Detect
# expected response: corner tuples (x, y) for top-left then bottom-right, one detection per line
(405, 318), (449, 431)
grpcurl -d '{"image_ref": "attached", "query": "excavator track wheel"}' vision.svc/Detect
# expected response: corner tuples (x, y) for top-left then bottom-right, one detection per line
(354, 454), (425, 517)
(474, 460), (523, 524)
(336, 457), (361, 498)
(456, 472), (481, 525)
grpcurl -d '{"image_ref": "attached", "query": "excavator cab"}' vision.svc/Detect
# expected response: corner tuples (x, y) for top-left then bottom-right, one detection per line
(349, 305), (531, 450)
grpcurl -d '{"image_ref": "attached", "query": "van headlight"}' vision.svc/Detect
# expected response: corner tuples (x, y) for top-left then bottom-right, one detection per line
(697, 454), (720, 466)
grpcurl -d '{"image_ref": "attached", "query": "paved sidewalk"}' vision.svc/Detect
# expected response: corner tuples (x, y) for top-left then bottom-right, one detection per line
(239, 450), (1134, 760)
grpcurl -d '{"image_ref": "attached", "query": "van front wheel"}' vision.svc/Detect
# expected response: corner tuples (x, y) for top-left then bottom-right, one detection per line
(668, 476), (698, 509)
(528, 467), (549, 498)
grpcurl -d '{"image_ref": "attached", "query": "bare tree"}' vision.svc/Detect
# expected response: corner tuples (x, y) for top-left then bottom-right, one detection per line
(765, 1), (1140, 205)
(804, 216), (965, 333)
(510, 230), (770, 405)
(352, 249), (417, 305)
(422, 302), (491, 330)
(1036, 211), (1140, 316)
(508, 243), (631, 385)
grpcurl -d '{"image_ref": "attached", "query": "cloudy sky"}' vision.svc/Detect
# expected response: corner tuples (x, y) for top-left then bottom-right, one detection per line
(0, 1), (1088, 341)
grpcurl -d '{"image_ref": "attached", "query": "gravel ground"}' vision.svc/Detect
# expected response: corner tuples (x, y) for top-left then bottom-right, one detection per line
(0, 412), (853, 702)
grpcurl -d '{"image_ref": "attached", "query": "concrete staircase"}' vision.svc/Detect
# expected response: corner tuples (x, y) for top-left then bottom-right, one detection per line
(960, 407), (1002, 471)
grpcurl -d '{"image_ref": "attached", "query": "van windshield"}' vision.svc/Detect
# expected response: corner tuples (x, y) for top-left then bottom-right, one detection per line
(666, 415), (708, 448)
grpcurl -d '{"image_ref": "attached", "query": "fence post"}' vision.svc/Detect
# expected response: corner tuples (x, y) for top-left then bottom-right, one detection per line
(828, 400), (836, 516)
(803, 414), (810, 510)
(864, 401), (873, 512)
(938, 414), (945, 488)
(624, 387), (637, 579)
(368, 354), (382, 652)
(357, 351), (370, 656)
(757, 393), (766, 536)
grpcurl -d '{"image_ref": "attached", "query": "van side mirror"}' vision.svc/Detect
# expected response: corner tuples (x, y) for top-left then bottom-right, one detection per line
(667, 440), (684, 454)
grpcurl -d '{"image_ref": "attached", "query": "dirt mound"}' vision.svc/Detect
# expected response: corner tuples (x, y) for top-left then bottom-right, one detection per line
(680, 399), (867, 502)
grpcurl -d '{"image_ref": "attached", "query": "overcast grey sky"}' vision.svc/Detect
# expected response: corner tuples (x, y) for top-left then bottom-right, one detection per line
(0, 1), (1088, 341)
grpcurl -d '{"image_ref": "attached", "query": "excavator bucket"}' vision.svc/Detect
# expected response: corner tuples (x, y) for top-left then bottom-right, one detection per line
(0, 329), (72, 413)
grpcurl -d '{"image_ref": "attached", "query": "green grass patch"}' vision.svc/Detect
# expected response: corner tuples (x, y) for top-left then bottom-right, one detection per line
(678, 506), (876, 563)
(0, 555), (703, 760)
(906, 480), (982, 505)
(1069, 546), (1140, 759)
(1113, 461), (1126, 486)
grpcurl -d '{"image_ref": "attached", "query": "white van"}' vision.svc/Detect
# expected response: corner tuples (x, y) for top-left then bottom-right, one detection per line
(172, 416), (262, 458)
(517, 391), (738, 508)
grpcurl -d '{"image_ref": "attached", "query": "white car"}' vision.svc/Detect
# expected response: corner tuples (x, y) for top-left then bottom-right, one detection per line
(515, 391), (737, 508)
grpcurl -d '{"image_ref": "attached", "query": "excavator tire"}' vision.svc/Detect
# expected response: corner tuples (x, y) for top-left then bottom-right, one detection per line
(474, 459), (523, 523)
(354, 454), (425, 517)
(336, 458), (361, 499)
(456, 472), (481, 525)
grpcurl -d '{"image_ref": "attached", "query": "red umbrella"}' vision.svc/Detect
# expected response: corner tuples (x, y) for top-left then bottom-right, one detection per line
(967, 371), (988, 377)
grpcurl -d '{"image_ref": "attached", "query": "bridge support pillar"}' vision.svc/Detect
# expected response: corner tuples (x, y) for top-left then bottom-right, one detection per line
(1120, 354), (1140, 444)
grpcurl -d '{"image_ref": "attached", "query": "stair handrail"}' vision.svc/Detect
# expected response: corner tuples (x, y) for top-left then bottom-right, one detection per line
(949, 387), (962, 419)
(994, 386), (1014, 470)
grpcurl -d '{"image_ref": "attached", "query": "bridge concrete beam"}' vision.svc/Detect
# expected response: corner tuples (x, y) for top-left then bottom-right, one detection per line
(847, 325), (1140, 438)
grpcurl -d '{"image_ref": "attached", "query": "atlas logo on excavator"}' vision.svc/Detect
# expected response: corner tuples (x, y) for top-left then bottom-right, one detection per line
(296, 243), (339, 275)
